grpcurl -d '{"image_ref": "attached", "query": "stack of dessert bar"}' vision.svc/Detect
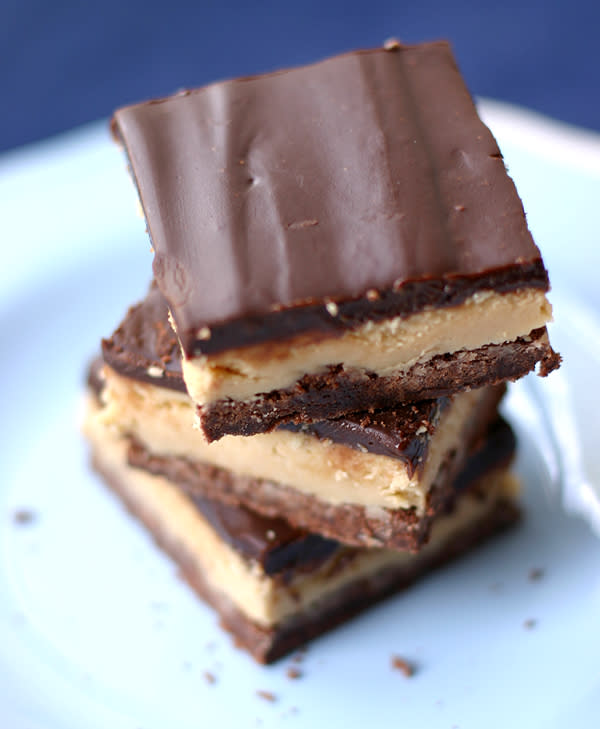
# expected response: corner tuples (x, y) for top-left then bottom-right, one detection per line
(84, 41), (560, 663)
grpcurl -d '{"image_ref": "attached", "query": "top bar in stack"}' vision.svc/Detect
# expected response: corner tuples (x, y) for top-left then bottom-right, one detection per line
(112, 41), (560, 441)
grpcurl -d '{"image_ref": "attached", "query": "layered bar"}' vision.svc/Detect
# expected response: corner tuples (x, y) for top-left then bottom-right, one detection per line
(111, 41), (560, 440)
(85, 387), (519, 663)
(99, 286), (505, 550)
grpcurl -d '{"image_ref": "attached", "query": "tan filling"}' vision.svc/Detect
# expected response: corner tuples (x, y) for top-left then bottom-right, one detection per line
(85, 399), (518, 627)
(98, 367), (486, 513)
(181, 289), (552, 404)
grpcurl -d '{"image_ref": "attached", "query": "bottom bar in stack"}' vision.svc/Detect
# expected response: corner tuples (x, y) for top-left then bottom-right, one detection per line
(84, 384), (519, 663)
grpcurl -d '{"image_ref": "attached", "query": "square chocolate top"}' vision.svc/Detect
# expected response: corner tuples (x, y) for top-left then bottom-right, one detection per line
(112, 42), (547, 356)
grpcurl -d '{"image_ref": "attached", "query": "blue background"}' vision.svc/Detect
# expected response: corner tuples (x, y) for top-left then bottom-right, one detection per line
(2, 0), (599, 153)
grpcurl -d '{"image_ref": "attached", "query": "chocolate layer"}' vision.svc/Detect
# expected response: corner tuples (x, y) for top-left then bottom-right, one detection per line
(283, 400), (449, 478)
(188, 493), (338, 576)
(112, 42), (549, 357)
(452, 416), (516, 492)
(102, 283), (184, 392)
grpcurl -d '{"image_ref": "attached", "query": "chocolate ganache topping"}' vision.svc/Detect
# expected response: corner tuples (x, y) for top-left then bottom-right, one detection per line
(112, 42), (548, 357)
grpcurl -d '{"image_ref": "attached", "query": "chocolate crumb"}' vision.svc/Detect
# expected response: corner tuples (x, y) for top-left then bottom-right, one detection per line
(203, 671), (217, 684)
(286, 667), (302, 680)
(256, 690), (277, 702)
(391, 655), (416, 677)
(528, 567), (544, 582)
(13, 509), (36, 525)
(523, 618), (537, 630)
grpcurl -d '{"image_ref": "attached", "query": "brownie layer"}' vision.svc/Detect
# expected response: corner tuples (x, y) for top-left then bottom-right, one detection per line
(112, 42), (548, 357)
(198, 326), (557, 438)
(85, 401), (519, 663)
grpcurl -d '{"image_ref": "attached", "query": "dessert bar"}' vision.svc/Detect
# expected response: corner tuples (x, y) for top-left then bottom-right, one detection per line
(112, 41), (559, 440)
(85, 385), (519, 663)
(100, 286), (505, 549)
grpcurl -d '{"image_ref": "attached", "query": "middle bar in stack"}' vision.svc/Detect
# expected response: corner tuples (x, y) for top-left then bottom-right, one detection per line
(99, 284), (506, 550)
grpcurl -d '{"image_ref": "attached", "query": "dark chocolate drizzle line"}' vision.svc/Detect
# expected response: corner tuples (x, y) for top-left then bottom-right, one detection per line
(282, 398), (449, 477)
(187, 264), (549, 356)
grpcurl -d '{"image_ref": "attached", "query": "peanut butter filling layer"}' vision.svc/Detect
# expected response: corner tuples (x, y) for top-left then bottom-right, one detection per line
(97, 367), (490, 514)
(85, 399), (518, 628)
(179, 289), (551, 405)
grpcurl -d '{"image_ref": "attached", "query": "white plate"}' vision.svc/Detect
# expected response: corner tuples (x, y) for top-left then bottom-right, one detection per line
(1, 102), (600, 728)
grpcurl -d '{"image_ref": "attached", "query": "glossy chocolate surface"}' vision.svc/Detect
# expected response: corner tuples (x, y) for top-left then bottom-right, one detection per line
(188, 492), (339, 576)
(112, 42), (548, 356)
(283, 401), (449, 476)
